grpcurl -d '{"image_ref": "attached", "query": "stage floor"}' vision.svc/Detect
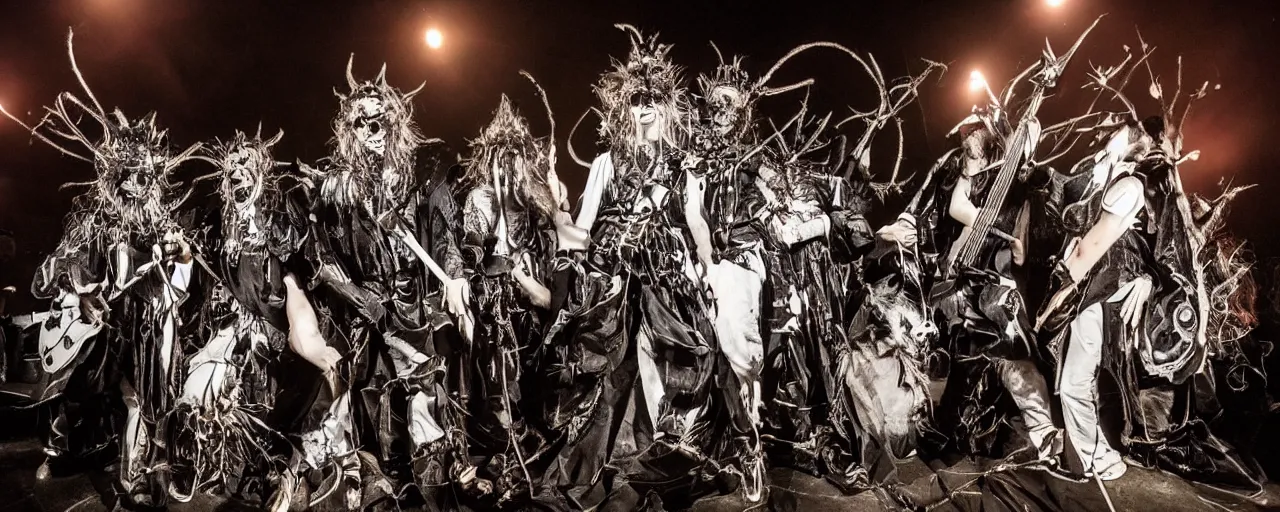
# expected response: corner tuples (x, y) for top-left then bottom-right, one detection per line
(2, 434), (1275, 512)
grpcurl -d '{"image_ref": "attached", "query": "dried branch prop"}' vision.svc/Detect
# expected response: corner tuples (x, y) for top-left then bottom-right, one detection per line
(828, 51), (946, 191)
(1078, 34), (1246, 381)
(1043, 28), (1161, 164)
(765, 105), (883, 207)
(519, 71), (567, 208)
(696, 39), (944, 197)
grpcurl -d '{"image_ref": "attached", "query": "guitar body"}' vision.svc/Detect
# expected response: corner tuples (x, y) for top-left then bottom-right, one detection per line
(1141, 274), (1204, 384)
(38, 290), (103, 374)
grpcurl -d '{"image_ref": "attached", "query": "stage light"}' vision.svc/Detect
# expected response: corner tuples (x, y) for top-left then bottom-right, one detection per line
(425, 28), (443, 49)
(1046, 0), (1064, 7)
(968, 70), (986, 92)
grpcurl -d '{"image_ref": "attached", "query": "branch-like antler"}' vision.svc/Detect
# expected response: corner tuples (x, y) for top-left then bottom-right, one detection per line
(709, 41), (726, 68)
(614, 23), (645, 49)
(165, 142), (205, 173)
(0, 104), (92, 162)
(66, 29), (106, 119)
(837, 56), (946, 187)
(1196, 184), (1256, 242)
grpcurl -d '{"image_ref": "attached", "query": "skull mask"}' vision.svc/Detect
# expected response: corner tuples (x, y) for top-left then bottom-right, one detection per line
(349, 95), (388, 156)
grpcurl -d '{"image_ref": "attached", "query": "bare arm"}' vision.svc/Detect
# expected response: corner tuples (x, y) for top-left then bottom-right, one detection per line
(574, 153), (614, 233)
(1012, 200), (1031, 266)
(114, 242), (133, 292)
(1036, 176), (1144, 329)
(1061, 176), (1144, 281)
(948, 176), (980, 227)
(512, 265), (551, 309)
(1015, 200), (1030, 246)
(282, 273), (343, 393)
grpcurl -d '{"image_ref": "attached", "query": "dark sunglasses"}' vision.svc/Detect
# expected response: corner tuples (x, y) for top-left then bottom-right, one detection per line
(629, 90), (667, 107)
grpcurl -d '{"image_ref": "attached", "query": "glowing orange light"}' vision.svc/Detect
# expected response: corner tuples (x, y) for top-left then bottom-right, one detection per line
(1046, 0), (1064, 7)
(425, 28), (443, 49)
(968, 70), (987, 92)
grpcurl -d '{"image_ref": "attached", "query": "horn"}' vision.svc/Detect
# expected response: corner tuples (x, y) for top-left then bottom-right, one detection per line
(346, 53), (358, 90)
(0, 103), (92, 162)
(614, 23), (644, 47)
(403, 81), (426, 101)
(255, 121), (263, 140)
(164, 142), (203, 173)
(267, 128), (284, 147)
(49, 97), (100, 149)
(760, 79), (816, 97)
(566, 108), (593, 168)
(56, 92), (109, 130)
(757, 42), (883, 107)
(709, 41), (726, 67)
(189, 156), (223, 171)
(376, 63), (388, 85)
(1054, 14), (1105, 69)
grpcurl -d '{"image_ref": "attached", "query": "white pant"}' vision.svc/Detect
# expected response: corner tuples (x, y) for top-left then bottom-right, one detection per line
(1060, 303), (1124, 474)
(994, 358), (1057, 455)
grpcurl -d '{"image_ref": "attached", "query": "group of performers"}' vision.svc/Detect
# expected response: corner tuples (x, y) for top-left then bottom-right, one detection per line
(0, 19), (1271, 511)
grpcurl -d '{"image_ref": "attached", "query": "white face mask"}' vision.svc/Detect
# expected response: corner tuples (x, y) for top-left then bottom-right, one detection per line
(352, 97), (387, 156)
(630, 103), (664, 145)
(709, 86), (744, 137)
(114, 145), (161, 199)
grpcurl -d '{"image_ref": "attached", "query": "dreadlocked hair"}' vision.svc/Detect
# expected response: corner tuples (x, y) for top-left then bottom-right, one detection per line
(463, 95), (558, 220)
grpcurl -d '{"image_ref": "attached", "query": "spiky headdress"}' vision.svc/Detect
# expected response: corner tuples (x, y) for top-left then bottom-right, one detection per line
(0, 29), (199, 246)
(202, 126), (287, 205)
(470, 95), (539, 157)
(592, 24), (686, 145)
(463, 94), (557, 218)
(697, 44), (753, 99)
(691, 40), (944, 197)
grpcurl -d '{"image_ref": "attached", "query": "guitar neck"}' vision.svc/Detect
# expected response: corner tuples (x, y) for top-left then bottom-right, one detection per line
(953, 92), (1045, 268)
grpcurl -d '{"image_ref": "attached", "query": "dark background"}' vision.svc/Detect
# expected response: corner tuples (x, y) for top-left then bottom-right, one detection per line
(0, 0), (1276, 334)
